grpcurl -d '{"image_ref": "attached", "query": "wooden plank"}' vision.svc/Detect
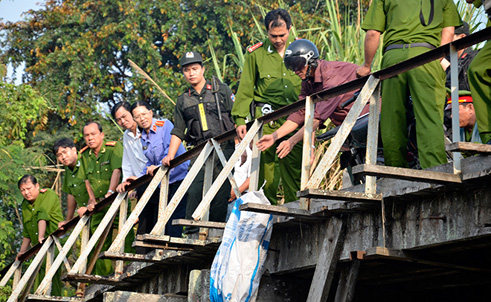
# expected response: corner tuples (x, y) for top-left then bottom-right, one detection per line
(352, 164), (462, 184)
(238, 203), (312, 218)
(62, 273), (126, 286)
(334, 259), (361, 302)
(297, 189), (382, 202)
(446, 142), (491, 154)
(364, 247), (491, 273)
(26, 295), (81, 302)
(99, 250), (188, 262)
(171, 219), (226, 229)
(139, 234), (221, 247)
(307, 217), (345, 302)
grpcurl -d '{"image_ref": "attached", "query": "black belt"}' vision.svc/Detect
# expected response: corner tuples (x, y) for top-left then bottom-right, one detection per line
(384, 42), (436, 53)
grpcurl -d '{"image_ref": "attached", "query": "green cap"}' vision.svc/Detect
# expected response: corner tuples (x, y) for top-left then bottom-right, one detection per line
(180, 51), (203, 68)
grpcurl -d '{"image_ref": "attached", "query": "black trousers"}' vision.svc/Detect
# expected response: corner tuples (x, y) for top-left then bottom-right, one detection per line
(185, 141), (234, 233)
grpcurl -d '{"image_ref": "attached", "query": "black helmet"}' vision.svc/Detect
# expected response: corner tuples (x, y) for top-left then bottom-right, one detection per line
(180, 51), (203, 68)
(284, 39), (319, 72)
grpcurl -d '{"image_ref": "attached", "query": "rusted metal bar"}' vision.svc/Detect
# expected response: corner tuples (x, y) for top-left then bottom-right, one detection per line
(211, 139), (241, 199)
(0, 260), (21, 286)
(107, 167), (167, 252)
(69, 193), (127, 275)
(364, 85), (380, 194)
(115, 194), (129, 278)
(300, 96), (315, 210)
(52, 236), (71, 272)
(150, 142), (214, 235)
(306, 76), (380, 189)
(249, 123), (263, 192)
(8, 236), (53, 302)
(450, 44), (462, 175)
(35, 215), (90, 295)
(192, 120), (263, 220)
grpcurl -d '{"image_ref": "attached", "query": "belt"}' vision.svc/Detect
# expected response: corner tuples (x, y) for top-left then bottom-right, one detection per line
(384, 42), (436, 53)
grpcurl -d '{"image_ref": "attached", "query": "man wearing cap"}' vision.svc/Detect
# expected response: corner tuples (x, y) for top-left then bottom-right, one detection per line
(231, 8), (302, 205)
(162, 51), (235, 229)
(441, 22), (479, 91)
(357, 0), (462, 169)
(466, 0), (491, 144)
(447, 95), (481, 144)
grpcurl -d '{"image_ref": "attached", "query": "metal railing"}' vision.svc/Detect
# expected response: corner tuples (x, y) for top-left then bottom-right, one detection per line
(1, 26), (490, 301)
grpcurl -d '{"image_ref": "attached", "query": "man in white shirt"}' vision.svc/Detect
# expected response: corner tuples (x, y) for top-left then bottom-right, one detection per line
(112, 102), (149, 253)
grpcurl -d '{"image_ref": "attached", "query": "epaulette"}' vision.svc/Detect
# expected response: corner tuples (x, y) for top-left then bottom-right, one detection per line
(155, 120), (165, 127)
(79, 146), (89, 154)
(247, 42), (263, 53)
(40, 189), (48, 193)
(105, 141), (117, 146)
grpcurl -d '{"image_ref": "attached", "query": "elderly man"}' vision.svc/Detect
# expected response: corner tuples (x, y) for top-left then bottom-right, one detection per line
(232, 8), (302, 204)
(17, 175), (63, 296)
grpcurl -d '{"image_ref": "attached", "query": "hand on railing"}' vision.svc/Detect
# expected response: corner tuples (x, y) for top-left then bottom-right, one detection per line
(58, 220), (68, 230)
(162, 155), (174, 166)
(236, 125), (247, 140)
(146, 165), (159, 176)
(356, 65), (371, 78)
(117, 176), (137, 193)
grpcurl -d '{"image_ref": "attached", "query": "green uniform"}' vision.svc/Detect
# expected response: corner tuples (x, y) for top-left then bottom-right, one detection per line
(468, 1), (491, 143)
(232, 35), (302, 204)
(62, 155), (89, 207)
(80, 140), (134, 276)
(21, 189), (63, 296)
(362, 0), (461, 169)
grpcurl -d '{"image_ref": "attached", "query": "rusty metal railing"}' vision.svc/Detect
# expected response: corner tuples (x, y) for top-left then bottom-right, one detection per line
(2, 26), (490, 301)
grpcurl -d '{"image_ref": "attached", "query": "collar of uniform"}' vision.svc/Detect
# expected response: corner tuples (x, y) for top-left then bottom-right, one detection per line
(264, 33), (296, 56)
(188, 80), (212, 96)
(89, 141), (106, 156)
(141, 119), (158, 138)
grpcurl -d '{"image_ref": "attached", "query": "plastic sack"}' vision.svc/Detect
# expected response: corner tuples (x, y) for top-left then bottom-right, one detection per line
(210, 190), (273, 302)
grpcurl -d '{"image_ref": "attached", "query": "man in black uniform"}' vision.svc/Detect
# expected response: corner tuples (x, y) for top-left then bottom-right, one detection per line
(162, 51), (235, 230)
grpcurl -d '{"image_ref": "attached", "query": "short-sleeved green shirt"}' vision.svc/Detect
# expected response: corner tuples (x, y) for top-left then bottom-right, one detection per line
(62, 154), (90, 207)
(232, 34), (302, 126)
(362, 0), (462, 50)
(21, 188), (63, 245)
(80, 140), (123, 199)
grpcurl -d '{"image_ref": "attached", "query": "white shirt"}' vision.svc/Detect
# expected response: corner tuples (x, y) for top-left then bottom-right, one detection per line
(122, 127), (148, 181)
(233, 143), (252, 190)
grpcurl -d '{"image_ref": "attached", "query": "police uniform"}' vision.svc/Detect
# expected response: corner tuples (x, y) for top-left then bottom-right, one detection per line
(62, 150), (89, 207)
(80, 140), (134, 275)
(362, 0), (462, 169)
(231, 34), (302, 204)
(138, 118), (189, 238)
(468, 1), (491, 143)
(21, 188), (63, 296)
(172, 73), (235, 225)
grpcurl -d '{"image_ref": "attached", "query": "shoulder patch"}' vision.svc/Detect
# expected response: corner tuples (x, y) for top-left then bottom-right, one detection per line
(40, 189), (48, 193)
(105, 141), (117, 146)
(155, 120), (165, 127)
(79, 146), (89, 154)
(248, 42), (263, 53)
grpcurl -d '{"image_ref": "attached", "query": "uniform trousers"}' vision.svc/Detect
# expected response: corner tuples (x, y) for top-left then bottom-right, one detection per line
(468, 40), (491, 144)
(257, 108), (302, 204)
(381, 47), (447, 169)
